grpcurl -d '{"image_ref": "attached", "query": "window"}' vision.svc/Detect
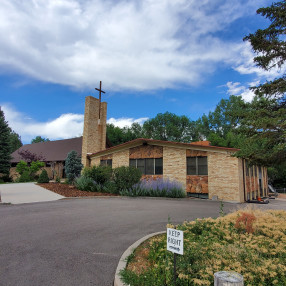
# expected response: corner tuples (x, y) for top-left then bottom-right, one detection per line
(187, 156), (208, 175)
(100, 159), (112, 167)
(129, 158), (163, 175)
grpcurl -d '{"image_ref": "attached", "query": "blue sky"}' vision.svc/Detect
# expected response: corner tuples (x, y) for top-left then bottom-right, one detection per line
(0, 0), (282, 144)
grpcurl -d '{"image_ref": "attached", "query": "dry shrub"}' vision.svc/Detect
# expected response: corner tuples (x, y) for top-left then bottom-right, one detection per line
(235, 212), (256, 233)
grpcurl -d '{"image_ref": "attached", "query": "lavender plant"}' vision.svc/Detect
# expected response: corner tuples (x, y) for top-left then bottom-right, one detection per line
(120, 178), (186, 198)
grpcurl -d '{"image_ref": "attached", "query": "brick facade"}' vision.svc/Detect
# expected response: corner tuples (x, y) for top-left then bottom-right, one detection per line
(208, 152), (244, 202)
(112, 150), (129, 168)
(82, 96), (107, 167)
(163, 147), (186, 190)
(129, 145), (163, 159)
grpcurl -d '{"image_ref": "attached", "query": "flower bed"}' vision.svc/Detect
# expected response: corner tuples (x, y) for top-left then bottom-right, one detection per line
(120, 208), (286, 286)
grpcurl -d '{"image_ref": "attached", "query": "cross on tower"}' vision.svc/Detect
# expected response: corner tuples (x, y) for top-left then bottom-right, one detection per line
(95, 81), (105, 119)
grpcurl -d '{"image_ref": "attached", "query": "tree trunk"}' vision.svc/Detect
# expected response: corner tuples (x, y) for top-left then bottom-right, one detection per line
(214, 271), (243, 286)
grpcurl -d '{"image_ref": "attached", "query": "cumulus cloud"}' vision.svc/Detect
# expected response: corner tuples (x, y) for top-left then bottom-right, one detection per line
(108, 117), (148, 128)
(225, 81), (259, 102)
(1, 104), (146, 143)
(0, 0), (265, 91)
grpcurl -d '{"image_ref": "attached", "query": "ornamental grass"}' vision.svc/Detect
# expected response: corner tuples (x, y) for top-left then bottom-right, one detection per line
(120, 208), (286, 286)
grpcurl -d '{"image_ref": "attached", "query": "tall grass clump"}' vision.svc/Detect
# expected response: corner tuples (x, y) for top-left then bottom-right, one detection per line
(121, 178), (186, 198)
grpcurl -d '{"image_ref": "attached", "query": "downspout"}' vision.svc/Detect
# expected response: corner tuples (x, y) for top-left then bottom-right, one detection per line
(242, 159), (246, 202)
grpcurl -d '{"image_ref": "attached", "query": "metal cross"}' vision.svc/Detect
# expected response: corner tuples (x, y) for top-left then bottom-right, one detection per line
(95, 81), (105, 119)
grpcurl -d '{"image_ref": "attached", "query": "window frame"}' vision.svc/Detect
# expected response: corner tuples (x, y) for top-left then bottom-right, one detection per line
(100, 159), (112, 167)
(187, 156), (208, 176)
(129, 158), (163, 175)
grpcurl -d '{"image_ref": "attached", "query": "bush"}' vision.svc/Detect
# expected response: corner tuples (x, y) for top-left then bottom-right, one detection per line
(55, 176), (61, 183)
(16, 160), (28, 175)
(75, 176), (95, 191)
(37, 169), (49, 183)
(83, 165), (112, 185)
(0, 174), (12, 182)
(65, 150), (83, 183)
(102, 180), (117, 194)
(120, 178), (186, 198)
(113, 166), (142, 194)
(18, 170), (32, 182)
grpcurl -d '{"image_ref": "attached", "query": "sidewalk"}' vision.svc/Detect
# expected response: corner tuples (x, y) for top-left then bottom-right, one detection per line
(0, 182), (64, 204)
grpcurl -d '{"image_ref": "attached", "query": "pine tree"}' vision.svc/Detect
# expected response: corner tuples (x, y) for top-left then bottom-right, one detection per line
(65, 150), (83, 183)
(0, 108), (12, 175)
(238, 1), (286, 165)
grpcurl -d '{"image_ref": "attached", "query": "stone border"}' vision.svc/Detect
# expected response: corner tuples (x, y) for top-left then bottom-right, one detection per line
(114, 231), (166, 286)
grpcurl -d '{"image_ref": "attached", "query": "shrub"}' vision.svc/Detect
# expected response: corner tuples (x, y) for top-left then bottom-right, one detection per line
(102, 180), (117, 194)
(113, 166), (142, 194)
(0, 174), (12, 183)
(55, 176), (61, 183)
(75, 176), (95, 191)
(16, 160), (29, 175)
(83, 165), (112, 185)
(121, 178), (186, 198)
(18, 170), (32, 182)
(65, 150), (83, 183)
(37, 169), (49, 183)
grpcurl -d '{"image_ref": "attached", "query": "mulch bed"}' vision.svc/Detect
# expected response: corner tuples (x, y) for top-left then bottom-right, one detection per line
(38, 183), (119, 197)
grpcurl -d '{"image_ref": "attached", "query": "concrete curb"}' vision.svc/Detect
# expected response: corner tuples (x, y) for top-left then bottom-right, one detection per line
(114, 231), (166, 286)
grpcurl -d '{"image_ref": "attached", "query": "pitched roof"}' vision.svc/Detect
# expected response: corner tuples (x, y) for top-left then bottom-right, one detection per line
(88, 138), (240, 158)
(11, 137), (83, 163)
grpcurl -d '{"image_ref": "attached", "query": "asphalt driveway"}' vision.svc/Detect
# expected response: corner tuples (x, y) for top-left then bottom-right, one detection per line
(0, 197), (285, 286)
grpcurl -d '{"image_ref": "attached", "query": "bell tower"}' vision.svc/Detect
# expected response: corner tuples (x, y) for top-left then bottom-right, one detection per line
(81, 82), (107, 167)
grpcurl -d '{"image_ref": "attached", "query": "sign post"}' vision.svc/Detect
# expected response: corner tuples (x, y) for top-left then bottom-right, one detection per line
(167, 227), (184, 286)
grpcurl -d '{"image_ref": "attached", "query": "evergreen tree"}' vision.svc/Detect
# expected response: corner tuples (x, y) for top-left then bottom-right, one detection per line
(238, 0), (286, 165)
(8, 130), (22, 153)
(0, 108), (12, 175)
(65, 150), (83, 183)
(31, 136), (50, 144)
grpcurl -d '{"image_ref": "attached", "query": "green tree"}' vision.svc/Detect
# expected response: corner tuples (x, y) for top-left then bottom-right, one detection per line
(0, 109), (11, 175)
(243, 0), (286, 99)
(8, 130), (22, 153)
(31, 136), (50, 144)
(237, 0), (286, 165)
(65, 150), (83, 183)
(195, 96), (246, 148)
(143, 112), (197, 142)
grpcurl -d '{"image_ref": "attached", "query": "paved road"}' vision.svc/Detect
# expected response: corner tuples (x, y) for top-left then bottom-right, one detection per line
(0, 198), (285, 286)
(0, 183), (64, 204)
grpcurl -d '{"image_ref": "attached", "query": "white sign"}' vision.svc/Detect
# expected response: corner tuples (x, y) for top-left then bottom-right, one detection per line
(167, 228), (184, 255)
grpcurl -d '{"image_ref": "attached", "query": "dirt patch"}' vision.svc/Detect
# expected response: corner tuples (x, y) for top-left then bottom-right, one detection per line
(38, 183), (119, 197)
(278, 193), (286, 199)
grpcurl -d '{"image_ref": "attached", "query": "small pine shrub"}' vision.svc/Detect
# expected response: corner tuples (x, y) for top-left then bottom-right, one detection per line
(83, 165), (112, 185)
(55, 176), (61, 183)
(65, 150), (83, 183)
(75, 176), (95, 191)
(37, 170), (50, 183)
(113, 166), (142, 194)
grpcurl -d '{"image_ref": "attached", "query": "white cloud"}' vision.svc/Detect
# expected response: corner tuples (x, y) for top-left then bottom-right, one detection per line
(1, 104), (147, 143)
(108, 117), (148, 128)
(0, 0), (264, 91)
(225, 80), (259, 102)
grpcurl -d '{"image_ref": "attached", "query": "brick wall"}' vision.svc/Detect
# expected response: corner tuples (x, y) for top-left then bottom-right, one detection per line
(208, 152), (244, 202)
(82, 96), (107, 167)
(112, 149), (129, 168)
(163, 147), (186, 190)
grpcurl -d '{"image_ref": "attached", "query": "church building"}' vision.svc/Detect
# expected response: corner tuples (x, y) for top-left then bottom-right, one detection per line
(10, 90), (268, 203)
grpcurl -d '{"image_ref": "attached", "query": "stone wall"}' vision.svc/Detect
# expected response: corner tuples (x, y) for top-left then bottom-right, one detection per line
(129, 145), (163, 159)
(208, 152), (244, 202)
(163, 147), (186, 190)
(112, 150), (130, 168)
(186, 175), (208, 193)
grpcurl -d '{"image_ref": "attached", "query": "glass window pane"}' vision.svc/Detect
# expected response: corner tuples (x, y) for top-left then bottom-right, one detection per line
(137, 159), (145, 175)
(107, 159), (112, 167)
(187, 157), (196, 175)
(129, 159), (136, 168)
(145, 158), (154, 175)
(100, 160), (105, 166)
(155, 158), (163, 175)
(198, 157), (208, 175)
